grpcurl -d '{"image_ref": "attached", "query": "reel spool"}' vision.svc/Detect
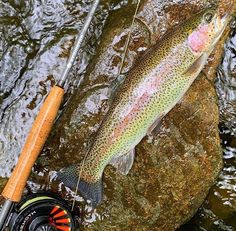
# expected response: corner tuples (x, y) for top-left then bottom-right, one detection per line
(7, 193), (78, 231)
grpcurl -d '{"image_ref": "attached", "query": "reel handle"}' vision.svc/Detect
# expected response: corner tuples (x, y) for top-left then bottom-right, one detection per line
(2, 86), (64, 202)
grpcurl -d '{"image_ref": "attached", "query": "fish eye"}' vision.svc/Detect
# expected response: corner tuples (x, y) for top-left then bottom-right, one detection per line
(204, 12), (214, 23)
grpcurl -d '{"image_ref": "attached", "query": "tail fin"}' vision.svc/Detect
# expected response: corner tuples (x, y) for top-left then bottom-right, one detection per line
(57, 165), (103, 207)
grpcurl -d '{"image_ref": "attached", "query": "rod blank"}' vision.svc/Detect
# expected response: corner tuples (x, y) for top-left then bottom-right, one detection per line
(58, 0), (101, 87)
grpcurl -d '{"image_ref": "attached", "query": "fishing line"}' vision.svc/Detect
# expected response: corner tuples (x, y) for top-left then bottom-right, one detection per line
(118, 0), (141, 75)
(71, 0), (141, 210)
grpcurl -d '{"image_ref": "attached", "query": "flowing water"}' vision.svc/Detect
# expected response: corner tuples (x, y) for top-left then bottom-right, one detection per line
(0, 0), (235, 230)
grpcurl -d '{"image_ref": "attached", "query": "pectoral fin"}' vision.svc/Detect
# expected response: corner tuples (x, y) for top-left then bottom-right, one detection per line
(184, 53), (208, 76)
(109, 149), (135, 175)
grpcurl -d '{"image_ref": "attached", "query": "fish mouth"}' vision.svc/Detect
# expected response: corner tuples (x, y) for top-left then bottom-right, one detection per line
(210, 12), (231, 49)
(214, 12), (231, 37)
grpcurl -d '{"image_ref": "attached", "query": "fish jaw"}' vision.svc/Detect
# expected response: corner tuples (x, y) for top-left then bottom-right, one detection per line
(211, 12), (231, 47)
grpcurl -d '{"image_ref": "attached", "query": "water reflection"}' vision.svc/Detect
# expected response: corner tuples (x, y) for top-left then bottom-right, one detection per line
(217, 23), (236, 134)
(0, 1), (236, 230)
(0, 0), (109, 176)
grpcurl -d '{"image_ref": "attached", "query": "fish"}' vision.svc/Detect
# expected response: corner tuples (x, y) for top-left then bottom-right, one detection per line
(58, 9), (231, 207)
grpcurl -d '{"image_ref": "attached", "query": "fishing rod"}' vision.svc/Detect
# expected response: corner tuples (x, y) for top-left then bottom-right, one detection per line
(0, 0), (100, 230)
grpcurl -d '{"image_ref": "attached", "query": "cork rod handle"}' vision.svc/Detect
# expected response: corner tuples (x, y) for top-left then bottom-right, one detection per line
(2, 86), (64, 202)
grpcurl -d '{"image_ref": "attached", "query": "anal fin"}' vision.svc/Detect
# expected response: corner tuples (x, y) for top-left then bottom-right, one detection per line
(147, 114), (164, 136)
(109, 149), (135, 175)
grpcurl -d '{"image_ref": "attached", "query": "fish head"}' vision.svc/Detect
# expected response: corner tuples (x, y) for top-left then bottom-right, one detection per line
(188, 9), (231, 55)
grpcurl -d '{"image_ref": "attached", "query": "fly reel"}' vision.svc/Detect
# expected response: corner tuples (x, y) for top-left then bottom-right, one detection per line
(7, 193), (78, 231)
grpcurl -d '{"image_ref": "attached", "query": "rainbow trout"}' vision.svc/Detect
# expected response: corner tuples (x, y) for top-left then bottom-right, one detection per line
(58, 9), (230, 206)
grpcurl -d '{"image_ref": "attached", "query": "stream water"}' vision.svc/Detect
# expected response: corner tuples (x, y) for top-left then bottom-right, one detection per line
(0, 0), (235, 230)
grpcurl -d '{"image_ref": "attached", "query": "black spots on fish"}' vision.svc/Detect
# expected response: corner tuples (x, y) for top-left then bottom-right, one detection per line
(75, 10), (212, 190)
(98, 138), (106, 146)
(92, 163), (100, 172)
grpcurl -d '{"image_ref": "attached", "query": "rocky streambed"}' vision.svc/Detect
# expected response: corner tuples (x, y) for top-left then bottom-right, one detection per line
(0, 0), (235, 230)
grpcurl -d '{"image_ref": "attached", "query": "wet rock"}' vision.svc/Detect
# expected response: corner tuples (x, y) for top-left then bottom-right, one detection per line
(217, 27), (236, 133)
(0, 0), (109, 177)
(180, 21), (236, 231)
(32, 1), (231, 230)
(0, 0), (233, 230)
